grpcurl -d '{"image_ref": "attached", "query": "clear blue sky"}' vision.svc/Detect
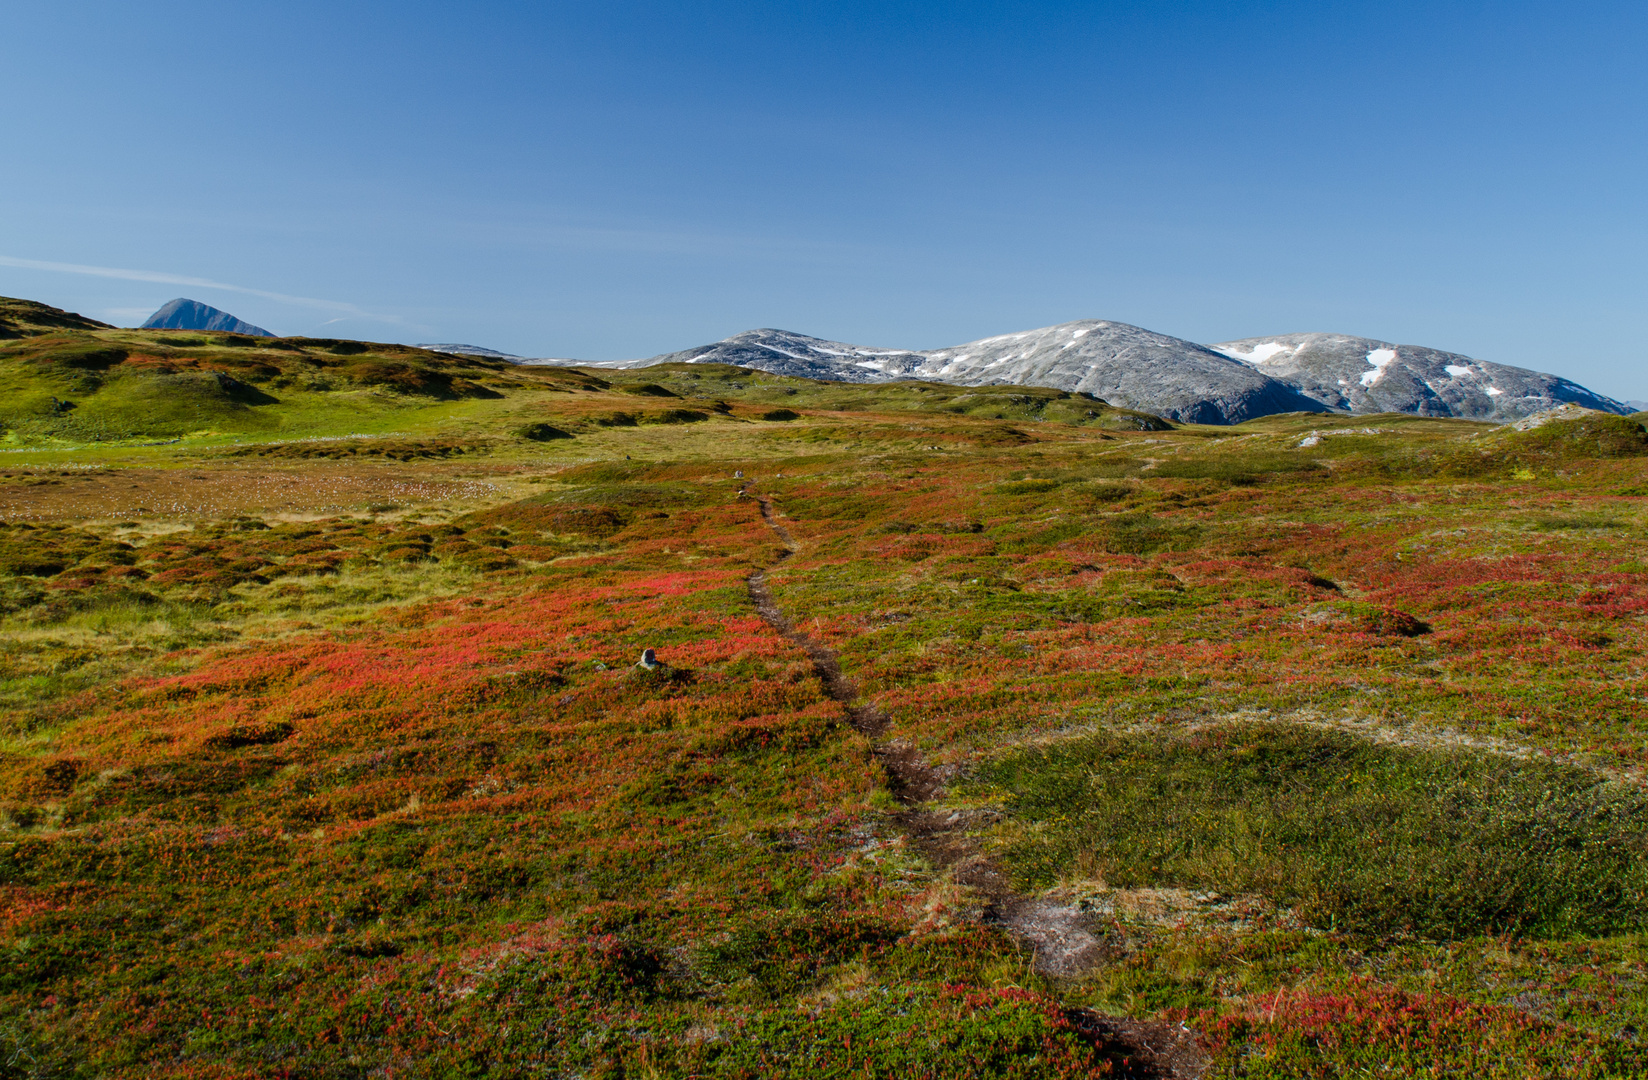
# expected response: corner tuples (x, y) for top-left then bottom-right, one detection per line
(4, 1), (1645, 397)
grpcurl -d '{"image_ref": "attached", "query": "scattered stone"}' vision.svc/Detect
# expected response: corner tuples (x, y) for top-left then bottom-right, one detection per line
(637, 648), (660, 670)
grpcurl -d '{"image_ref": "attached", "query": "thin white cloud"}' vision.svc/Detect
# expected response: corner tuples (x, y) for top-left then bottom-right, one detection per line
(0, 254), (399, 324)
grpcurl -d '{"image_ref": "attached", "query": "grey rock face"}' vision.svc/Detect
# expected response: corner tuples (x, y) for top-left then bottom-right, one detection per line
(886, 321), (1329, 424)
(416, 343), (523, 359)
(608, 322), (1326, 424)
(624, 328), (924, 383)
(1211, 333), (1628, 420)
(140, 298), (272, 337)
(525, 322), (1623, 425)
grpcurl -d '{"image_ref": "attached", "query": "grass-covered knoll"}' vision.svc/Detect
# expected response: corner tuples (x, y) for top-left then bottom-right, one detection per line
(971, 723), (1648, 939)
(0, 297), (113, 338)
(0, 321), (565, 444)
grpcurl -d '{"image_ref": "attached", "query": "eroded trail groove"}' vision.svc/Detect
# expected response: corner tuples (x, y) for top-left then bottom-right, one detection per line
(747, 495), (1207, 1079)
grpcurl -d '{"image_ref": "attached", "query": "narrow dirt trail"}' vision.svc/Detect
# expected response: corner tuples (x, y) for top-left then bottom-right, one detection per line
(745, 494), (1207, 1079)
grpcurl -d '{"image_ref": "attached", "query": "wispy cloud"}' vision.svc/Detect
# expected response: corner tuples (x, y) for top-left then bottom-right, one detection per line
(0, 254), (399, 324)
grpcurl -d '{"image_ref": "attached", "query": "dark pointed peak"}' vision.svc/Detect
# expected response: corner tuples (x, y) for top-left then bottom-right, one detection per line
(140, 298), (273, 337)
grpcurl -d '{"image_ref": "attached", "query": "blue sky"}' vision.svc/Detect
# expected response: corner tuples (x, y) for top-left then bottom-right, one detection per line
(3, 1), (1645, 397)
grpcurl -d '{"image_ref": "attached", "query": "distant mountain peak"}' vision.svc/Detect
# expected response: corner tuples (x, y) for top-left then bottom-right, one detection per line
(1210, 332), (1627, 420)
(140, 298), (273, 337)
(415, 343), (524, 359)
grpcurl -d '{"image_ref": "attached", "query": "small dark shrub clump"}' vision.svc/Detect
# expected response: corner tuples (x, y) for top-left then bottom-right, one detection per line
(516, 422), (574, 441)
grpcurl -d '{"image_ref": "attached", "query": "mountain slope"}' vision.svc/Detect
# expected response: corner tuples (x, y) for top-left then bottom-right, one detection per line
(626, 328), (924, 383)
(888, 320), (1330, 424)
(1213, 333), (1628, 420)
(416, 343), (524, 359)
(141, 298), (273, 337)
(609, 322), (1329, 424)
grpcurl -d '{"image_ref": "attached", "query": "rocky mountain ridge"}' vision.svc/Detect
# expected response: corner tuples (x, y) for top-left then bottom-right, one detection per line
(416, 343), (526, 359)
(533, 320), (1623, 424)
(1212, 332), (1625, 422)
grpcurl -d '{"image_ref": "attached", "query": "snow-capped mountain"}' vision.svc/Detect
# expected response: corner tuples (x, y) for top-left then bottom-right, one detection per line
(599, 322), (1326, 423)
(521, 321), (1624, 425)
(609, 328), (925, 383)
(416, 343), (525, 359)
(1211, 333), (1627, 420)
(876, 321), (1327, 425)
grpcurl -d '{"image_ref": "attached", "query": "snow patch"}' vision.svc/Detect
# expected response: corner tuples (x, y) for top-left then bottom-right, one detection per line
(1219, 341), (1292, 365)
(1360, 348), (1398, 387)
(1485, 386), (1503, 396)
(1445, 365), (1473, 378)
